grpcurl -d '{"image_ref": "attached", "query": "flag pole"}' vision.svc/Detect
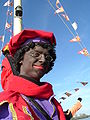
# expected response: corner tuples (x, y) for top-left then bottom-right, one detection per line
(13, 0), (23, 36)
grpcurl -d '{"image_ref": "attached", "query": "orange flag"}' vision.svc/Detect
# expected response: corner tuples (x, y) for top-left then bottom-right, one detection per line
(56, 0), (60, 8)
(61, 14), (69, 21)
(78, 48), (89, 56)
(69, 36), (80, 42)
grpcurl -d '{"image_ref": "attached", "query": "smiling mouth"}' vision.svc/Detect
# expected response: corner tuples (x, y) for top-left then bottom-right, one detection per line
(33, 65), (44, 70)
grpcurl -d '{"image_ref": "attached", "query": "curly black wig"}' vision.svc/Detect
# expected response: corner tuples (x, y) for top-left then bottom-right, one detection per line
(14, 42), (56, 74)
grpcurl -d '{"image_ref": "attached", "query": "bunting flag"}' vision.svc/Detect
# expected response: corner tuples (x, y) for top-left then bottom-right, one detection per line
(10, 1), (13, 6)
(60, 97), (66, 100)
(78, 48), (89, 56)
(0, 35), (4, 42)
(7, 10), (13, 16)
(55, 6), (64, 14)
(72, 22), (78, 30)
(64, 92), (72, 97)
(48, 0), (90, 57)
(56, 0), (60, 8)
(74, 88), (79, 92)
(80, 82), (88, 86)
(69, 36), (80, 42)
(61, 14), (69, 21)
(5, 22), (11, 29)
(7, 29), (13, 33)
(4, 0), (13, 7)
(9, 11), (13, 16)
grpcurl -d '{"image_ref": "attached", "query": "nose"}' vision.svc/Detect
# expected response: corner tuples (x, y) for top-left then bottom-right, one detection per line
(38, 54), (46, 63)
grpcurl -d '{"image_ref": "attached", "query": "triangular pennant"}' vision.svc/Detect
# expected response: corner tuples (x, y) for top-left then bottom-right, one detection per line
(0, 35), (4, 42)
(78, 48), (89, 56)
(4, 0), (10, 6)
(69, 36), (80, 42)
(60, 97), (66, 100)
(61, 14), (69, 21)
(80, 82), (88, 86)
(56, 0), (60, 9)
(65, 92), (72, 97)
(72, 22), (78, 30)
(74, 88), (79, 92)
(4, 0), (13, 6)
(5, 22), (11, 29)
(7, 10), (13, 16)
(55, 6), (64, 14)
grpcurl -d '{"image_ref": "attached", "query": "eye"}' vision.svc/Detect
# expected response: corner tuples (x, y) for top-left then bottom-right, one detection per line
(45, 55), (53, 62)
(34, 52), (41, 57)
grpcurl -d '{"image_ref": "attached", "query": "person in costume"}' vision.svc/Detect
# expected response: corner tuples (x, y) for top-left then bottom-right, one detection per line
(0, 29), (72, 120)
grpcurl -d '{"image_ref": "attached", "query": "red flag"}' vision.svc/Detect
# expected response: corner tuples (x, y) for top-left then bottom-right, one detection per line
(61, 14), (69, 21)
(74, 88), (79, 92)
(5, 22), (11, 29)
(80, 82), (88, 86)
(78, 48), (89, 56)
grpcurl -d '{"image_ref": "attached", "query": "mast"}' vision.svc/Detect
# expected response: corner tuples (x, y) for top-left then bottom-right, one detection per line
(13, 0), (23, 36)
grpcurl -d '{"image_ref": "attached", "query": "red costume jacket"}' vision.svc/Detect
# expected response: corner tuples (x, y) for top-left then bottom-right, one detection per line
(0, 57), (66, 120)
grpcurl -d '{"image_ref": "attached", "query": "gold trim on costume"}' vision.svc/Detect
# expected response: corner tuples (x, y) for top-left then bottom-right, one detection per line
(22, 106), (34, 120)
(49, 96), (55, 118)
(9, 103), (18, 120)
(0, 100), (8, 105)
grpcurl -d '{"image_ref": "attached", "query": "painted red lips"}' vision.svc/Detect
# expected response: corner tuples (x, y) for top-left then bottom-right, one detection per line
(33, 65), (44, 70)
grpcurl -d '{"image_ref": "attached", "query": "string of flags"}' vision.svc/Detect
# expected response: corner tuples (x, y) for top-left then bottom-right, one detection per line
(0, 0), (13, 69)
(3, 0), (13, 7)
(48, 0), (90, 57)
(59, 81), (88, 103)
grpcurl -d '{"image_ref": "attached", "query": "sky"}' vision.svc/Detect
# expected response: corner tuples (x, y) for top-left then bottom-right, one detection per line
(0, 0), (90, 116)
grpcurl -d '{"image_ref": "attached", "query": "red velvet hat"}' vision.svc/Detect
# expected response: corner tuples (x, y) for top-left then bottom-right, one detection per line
(3, 29), (56, 56)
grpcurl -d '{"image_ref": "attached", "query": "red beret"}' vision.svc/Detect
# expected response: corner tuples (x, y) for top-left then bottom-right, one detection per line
(3, 29), (56, 56)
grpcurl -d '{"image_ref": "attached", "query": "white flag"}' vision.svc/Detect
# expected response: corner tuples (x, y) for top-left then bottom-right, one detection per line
(3, 0), (10, 6)
(72, 22), (77, 30)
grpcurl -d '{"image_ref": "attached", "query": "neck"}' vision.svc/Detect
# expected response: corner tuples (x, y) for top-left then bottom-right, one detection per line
(19, 74), (42, 86)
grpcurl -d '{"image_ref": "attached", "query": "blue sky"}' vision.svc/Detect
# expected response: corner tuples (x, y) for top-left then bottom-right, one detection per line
(0, 0), (90, 115)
